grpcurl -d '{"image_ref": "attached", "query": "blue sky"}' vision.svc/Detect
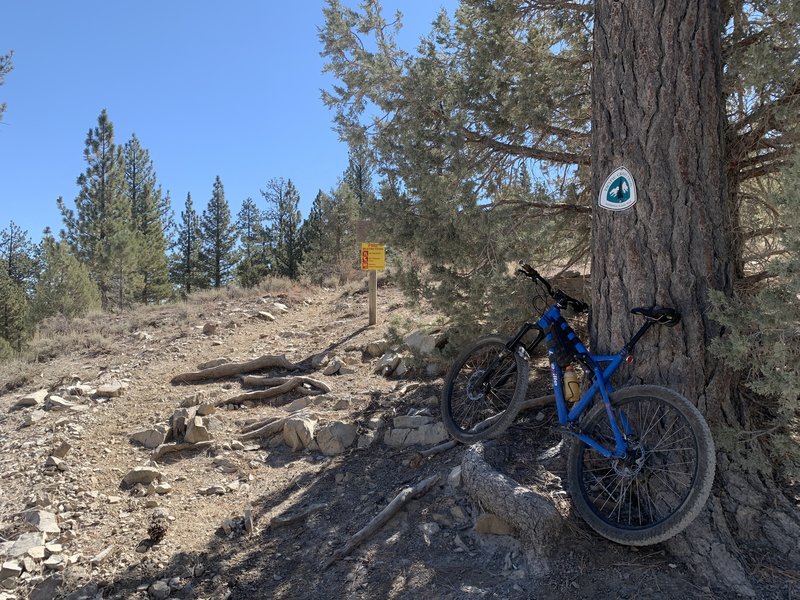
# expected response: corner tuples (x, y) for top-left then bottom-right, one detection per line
(0, 1), (456, 240)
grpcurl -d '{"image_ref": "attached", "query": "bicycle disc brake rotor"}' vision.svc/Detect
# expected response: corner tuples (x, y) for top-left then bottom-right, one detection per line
(466, 369), (489, 401)
(611, 444), (647, 478)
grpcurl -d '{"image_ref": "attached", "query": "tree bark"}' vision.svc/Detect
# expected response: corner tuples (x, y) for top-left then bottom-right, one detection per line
(590, 1), (799, 595)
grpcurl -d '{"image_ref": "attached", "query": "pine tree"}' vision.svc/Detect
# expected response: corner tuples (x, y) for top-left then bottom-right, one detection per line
(342, 148), (375, 208)
(200, 176), (238, 288)
(0, 221), (39, 294)
(0, 50), (12, 123)
(0, 270), (28, 352)
(58, 109), (140, 308)
(235, 198), (268, 288)
(32, 234), (100, 321)
(262, 178), (302, 280)
(123, 134), (171, 303)
(170, 193), (204, 295)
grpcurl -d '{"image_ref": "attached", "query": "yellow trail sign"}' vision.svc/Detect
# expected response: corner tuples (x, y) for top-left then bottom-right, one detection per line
(360, 243), (385, 271)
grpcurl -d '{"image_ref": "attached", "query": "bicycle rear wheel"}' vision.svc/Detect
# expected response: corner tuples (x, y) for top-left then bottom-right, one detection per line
(441, 335), (529, 444)
(566, 385), (715, 546)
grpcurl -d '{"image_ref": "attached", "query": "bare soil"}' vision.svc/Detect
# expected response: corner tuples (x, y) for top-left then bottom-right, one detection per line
(0, 282), (797, 599)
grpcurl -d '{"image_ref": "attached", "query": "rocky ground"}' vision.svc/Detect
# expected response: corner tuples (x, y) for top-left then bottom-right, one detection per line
(0, 281), (797, 600)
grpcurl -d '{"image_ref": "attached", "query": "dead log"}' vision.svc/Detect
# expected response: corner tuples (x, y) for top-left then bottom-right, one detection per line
(171, 354), (296, 384)
(324, 474), (440, 568)
(270, 503), (327, 528)
(461, 442), (562, 554)
(151, 440), (213, 462)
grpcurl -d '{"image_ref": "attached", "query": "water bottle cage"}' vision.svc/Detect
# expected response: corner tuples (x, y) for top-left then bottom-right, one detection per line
(546, 321), (576, 368)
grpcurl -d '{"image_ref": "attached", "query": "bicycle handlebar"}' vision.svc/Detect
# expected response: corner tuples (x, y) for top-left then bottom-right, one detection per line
(517, 261), (589, 314)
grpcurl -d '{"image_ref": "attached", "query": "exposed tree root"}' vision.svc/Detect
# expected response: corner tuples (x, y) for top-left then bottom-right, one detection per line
(216, 376), (329, 407)
(151, 440), (214, 462)
(270, 503), (327, 529)
(237, 411), (313, 441)
(461, 442), (562, 555)
(171, 355), (296, 384)
(323, 474), (441, 568)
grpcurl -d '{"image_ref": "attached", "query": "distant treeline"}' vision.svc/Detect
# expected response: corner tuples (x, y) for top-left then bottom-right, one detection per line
(0, 109), (375, 355)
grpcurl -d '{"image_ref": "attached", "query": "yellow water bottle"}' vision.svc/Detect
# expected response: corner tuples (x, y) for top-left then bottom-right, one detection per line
(564, 365), (580, 403)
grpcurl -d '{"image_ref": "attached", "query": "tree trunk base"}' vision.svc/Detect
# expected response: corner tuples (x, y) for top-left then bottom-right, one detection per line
(461, 442), (563, 557)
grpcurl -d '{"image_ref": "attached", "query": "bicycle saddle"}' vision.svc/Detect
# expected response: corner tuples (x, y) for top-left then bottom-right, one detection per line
(630, 305), (681, 327)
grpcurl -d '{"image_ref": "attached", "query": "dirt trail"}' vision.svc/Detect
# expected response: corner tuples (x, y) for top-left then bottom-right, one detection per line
(0, 283), (794, 599)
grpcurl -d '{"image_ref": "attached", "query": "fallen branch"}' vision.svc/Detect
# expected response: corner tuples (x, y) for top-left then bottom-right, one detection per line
(270, 503), (327, 529)
(218, 376), (330, 407)
(324, 474), (440, 568)
(151, 440), (213, 462)
(240, 416), (280, 434)
(171, 355), (296, 384)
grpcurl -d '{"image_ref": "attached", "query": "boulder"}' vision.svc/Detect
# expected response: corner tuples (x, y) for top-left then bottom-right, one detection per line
(316, 422), (357, 456)
(283, 416), (317, 451)
(123, 467), (164, 486)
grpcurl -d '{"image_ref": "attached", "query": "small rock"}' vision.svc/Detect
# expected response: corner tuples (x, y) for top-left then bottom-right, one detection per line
(365, 339), (389, 358)
(316, 422), (357, 456)
(149, 579), (171, 599)
(393, 415), (434, 429)
(0, 561), (22, 581)
(196, 403), (216, 416)
(322, 360), (342, 376)
(9, 534), (45, 559)
(11, 389), (48, 410)
(374, 352), (402, 376)
(44, 543), (62, 556)
(45, 456), (67, 471)
(90, 546), (114, 566)
(42, 554), (67, 571)
(130, 428), (166, 449)
(51, 441), (72, 459)
(23, 510), (60, 534)
(45, 395), (76, 411)
(357, 431), (377, 449)
(244, 508), (254, 534)
(153, 483), (172, 495)
(283, 416), (317, 451)
(394, 359), (409, 378)
(96, 382), (124, 398)
(448, 466), (462, 488)
(27, 545), (46, 560)
(29, 573), (63, 600)
(333, 397), (351, 410)
(184, 417), (212, 444)
(284, 397), (312, 412)
(21, 556), (36, 573)
(23, 410), (46, 426)
(273, 302), (289, 313)
(202, 322), (219, 335)
(198, 485), (226, 496)
(256, 311), (275, 322)
(475, 513), (514, 536)
(383, 423), (449, 448)
(123, 466), (164, 486)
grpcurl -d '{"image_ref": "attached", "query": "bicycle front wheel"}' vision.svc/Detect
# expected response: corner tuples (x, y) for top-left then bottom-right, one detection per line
(566, 385), (715, 546)
(441, 335), (529, 444)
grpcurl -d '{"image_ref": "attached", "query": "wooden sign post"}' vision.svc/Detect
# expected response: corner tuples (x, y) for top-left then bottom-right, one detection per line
(360, 243), (385, 325)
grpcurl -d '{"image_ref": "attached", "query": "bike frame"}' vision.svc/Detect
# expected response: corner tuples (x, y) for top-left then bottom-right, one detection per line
(505, 304), (655, 459)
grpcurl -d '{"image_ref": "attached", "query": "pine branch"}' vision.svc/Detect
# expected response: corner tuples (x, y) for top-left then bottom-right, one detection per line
(461, 126), (590, 166)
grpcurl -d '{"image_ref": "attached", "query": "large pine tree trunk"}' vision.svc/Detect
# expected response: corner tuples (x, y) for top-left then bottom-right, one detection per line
(590, 1), (799, 595)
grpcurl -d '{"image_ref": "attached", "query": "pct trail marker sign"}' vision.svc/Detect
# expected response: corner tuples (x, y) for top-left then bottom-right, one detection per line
(361, 243), (385, 325)
(598, 166), (637, 211)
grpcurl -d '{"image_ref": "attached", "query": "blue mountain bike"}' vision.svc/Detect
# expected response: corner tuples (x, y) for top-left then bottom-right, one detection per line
(440, 263), (715, 545)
